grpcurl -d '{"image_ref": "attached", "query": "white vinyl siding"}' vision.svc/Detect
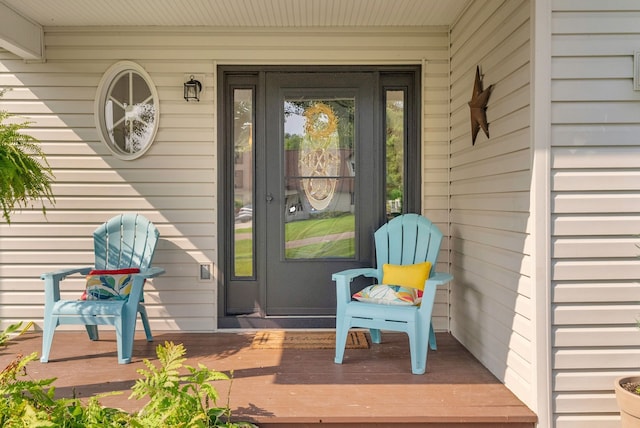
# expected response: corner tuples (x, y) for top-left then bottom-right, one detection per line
(551, 1), (640, 427)
(423, 57), (453, 332)
(449, 0), (534, 408)
(0, 27), (451, 332)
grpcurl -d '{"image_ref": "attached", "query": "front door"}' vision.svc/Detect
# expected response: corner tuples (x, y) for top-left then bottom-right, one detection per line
(263, 72), (379, 316)
(219, 66), (420, 328)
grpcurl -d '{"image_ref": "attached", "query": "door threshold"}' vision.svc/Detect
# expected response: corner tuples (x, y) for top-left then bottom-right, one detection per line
(218, 316), (336, 329)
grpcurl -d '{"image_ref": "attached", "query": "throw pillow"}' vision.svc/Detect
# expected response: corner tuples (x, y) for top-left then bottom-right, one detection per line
(381, 261), (431, 290)
(352, 284), (423, 306)
(83, 268), (141, 301)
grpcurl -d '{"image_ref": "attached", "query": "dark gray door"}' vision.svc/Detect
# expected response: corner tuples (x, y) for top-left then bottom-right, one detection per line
(263, 72), (380, 316)
(219, 66), (421, 328)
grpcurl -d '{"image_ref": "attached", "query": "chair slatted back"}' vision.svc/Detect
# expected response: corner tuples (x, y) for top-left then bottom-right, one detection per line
(374, 214), (443, 278)
(93, 214), (160, 271)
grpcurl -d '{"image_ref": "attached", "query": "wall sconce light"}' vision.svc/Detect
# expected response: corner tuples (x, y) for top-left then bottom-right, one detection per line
(184, 75), (202, 102)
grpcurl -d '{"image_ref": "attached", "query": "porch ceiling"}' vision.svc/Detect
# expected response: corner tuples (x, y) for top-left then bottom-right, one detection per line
(1, 0), (469, 27)
(0, 0), (470, 60)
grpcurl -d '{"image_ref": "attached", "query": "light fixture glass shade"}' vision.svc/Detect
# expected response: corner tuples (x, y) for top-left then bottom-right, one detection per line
(184, 75), (202, 102)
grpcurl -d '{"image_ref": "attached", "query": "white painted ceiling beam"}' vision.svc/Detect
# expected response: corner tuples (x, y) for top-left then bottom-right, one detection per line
(0, 1), (44, 60)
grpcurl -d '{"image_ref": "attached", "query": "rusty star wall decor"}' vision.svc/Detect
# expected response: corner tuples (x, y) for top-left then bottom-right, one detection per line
(468, 65), (493, 145)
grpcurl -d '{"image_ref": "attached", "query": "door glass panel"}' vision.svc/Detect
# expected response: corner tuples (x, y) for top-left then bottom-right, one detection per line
(283, 99), (355, 260)
(233, 88), (254, 277)
(385, 90), (405, 218)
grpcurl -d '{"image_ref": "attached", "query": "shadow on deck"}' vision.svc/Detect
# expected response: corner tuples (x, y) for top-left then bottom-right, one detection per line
(0, 331), (537, 427)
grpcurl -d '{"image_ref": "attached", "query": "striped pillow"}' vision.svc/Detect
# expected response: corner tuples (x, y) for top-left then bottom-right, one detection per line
(352, 284), (423, 306)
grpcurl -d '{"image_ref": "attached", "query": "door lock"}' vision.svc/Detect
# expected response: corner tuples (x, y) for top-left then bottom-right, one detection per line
(266, 193), (274, 203)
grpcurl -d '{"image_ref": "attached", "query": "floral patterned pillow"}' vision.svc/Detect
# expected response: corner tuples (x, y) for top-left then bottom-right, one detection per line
(352, 284), (423, 306)
(83, 268), (140, 301)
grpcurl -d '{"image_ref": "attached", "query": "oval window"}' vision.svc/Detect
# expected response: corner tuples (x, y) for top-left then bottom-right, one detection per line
(95, 61), (159, 160)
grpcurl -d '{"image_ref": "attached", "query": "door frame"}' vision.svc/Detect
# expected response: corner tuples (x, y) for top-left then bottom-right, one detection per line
(217, 65), (422, 329)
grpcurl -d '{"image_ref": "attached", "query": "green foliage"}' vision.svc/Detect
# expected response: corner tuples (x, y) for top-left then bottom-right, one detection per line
(131, 341), (254, 427)
(0, 321), (33, 347)
(0, 333), (256, 427)
(385, 100), (404, 212)
(284, 213), (354, 241)
(233, 214), (356, 269)
(0, 351), (129, 427)
(232, 237), (254, 277)
(0, 91), (55, 223)
(284, 133), (303, 150)
(285, 237), (354, 259)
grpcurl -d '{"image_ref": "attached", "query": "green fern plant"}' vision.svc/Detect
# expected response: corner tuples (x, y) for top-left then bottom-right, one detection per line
(0, 90), (55, 224)
(0, 321), (32, 347)
(0, 336), (256, 427)
(130, 341), (256, 427)
(0, 351), (131, 427)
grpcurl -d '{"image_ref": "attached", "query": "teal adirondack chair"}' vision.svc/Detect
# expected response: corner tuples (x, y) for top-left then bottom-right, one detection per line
(40, 214), (164, 364)
(332, 213), (453, 374)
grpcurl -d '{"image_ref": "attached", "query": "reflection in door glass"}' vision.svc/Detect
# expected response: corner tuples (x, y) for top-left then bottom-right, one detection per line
(386, 90), (404, 218)
(283, 99), (355, 259)
(233, 89), (254, 277)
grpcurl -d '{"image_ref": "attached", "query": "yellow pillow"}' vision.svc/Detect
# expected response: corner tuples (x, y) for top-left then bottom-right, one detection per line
(381, 262), (431, 290)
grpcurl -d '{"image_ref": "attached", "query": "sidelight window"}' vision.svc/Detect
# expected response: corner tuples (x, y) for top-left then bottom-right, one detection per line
(232, 88), (255, 277)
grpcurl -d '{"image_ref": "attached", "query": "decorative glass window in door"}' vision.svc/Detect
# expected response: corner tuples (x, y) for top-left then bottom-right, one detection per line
(95, 61), (159, 160)
(283, 99), (356, 260)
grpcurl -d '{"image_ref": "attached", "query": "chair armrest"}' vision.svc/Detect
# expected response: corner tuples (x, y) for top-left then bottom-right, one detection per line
(426, 272), (453, 287)
(417, 272), (453, 318)
(127, 267), (164, 304)
(333, 268), (378, 306)
(137, 266), (165, 279)
(40, 267), (93, 281)
(41, 267), (93, 306)
(332, 268), (378, 282)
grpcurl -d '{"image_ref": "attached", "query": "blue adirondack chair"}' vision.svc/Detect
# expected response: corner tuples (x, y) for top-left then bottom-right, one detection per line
(332, 213), (453, 374)
(40, 214), (164, 364)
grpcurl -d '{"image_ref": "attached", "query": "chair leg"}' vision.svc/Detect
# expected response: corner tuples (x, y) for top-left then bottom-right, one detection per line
(138, 305), (153, 342)
(407, 324), (428, 375)
(116, 330), (131, 364)
(369, 328), (381, 344)
(428, 324), (437, 351)
(40, 315), (59, 363)
(116, 309), (137, 364)
(334, 318), (351, 364)
(85, 324), (99, 341)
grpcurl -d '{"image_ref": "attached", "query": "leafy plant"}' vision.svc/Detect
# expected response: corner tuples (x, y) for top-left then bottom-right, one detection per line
(0, 351), (130, 427)
(0, 332), (256, 427)
(0, 90), (55, 223)
(130, 341), (255, 427)
(0, 321), (33, 347)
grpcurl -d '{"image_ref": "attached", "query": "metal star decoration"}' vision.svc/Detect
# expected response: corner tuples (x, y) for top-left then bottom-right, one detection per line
(468, 66), (493, 145)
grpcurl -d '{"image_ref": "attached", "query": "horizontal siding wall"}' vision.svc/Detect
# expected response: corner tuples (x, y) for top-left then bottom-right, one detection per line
(423, 56), (453, 332)
(0, 48), (218, 332)
(0, 26), (451, 332)
(449, 0), (534, 408)
(551, 1), (640, 427)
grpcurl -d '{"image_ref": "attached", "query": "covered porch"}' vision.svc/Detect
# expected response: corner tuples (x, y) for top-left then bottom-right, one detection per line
(0, 0), (552, 423)
(2, 330), (536, 427)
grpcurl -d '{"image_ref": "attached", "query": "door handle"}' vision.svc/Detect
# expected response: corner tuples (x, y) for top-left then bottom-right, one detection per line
(266, 193), (274, 203)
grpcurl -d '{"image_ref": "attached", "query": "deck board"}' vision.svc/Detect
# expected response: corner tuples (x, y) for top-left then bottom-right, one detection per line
(0, 331), (537, 427)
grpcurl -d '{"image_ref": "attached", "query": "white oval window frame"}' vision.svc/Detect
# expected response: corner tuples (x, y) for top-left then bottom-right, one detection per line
(94, 61), (160, 160)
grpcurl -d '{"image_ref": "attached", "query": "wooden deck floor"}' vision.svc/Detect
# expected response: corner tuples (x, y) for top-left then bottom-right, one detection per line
(1, 331), (537, 427)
